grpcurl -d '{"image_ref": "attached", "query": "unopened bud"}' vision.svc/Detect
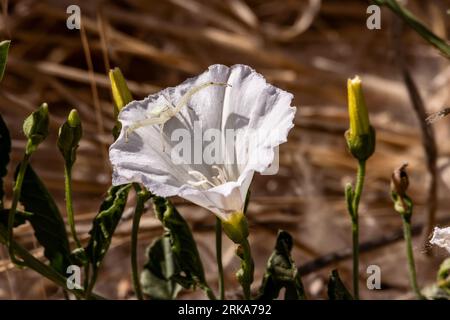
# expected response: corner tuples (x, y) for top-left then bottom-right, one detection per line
(109, 67), (133, 116)
(23, 103), (49, 155)
(345, 76), (375, 161)
(390, 163), (413, 217)
(57, 109), (82, 168)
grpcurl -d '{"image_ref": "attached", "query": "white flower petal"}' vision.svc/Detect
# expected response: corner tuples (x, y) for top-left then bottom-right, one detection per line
(109, 64), (296, 218)
(430, 226), (450, 254)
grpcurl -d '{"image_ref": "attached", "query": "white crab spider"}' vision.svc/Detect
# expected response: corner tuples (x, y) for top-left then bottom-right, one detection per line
(125, 81), (231, 151)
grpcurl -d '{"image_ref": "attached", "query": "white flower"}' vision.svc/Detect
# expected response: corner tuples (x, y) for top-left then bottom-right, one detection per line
(109, 64), (296, 221)
(430, 226), (450, 254)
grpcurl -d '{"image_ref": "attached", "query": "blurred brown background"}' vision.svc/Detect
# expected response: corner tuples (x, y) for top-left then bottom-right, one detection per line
(0, 0), (449, 299)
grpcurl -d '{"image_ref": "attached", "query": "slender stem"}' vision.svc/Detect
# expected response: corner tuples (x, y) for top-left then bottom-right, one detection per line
(65, 164), (90, 299)
(64, 165), (82, 249)
(7, 154), (30, 265)
(215, 218), (225, 300)
(351, 216), (359, 299)
(85, 268), (98, 299)
(238, 238), (254, 300)
(353, 160), (366, 214)
(202, 285), (217, 300)
(83, 263), (90, 291)
(351, 160), (366, 300)
(0, 224), (105, 300)
(401, 215), (424, 299)
(131, 190), (147, 300)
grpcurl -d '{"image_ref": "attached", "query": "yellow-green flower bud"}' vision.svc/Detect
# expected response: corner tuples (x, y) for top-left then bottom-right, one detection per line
(67, 108), (81, 127)
(345, 76), (375, 161)
(109, 67), (133, 117)
(57, 109), (82, 168)
(23, 103), (49, 155)
(222, 211), (249, 244)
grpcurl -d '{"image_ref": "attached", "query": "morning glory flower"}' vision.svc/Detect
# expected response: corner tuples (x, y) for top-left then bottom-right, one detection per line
(109, 64), (296, 225)
(430, 226), (450, 254)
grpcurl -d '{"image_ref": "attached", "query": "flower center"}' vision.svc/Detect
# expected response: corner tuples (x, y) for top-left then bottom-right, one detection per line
(187, 165), (229, 189)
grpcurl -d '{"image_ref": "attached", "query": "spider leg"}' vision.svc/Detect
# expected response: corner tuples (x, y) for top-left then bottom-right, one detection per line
(174, 82), (230, 114)
(125, 116), (164, 142)
(162, 93), (177, 109)
(160, 122), (166, 152)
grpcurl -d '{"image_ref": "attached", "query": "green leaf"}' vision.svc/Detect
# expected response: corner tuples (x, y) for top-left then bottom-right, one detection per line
(327, 269), (353, 300)
(15, 164), (72, 274)
(85, 184), (131, 271)
(373, 0), (450, 59)
(0, 40), (10, 82)
(0, 114), (11, 208)
(140, 235), (182, 300)
(257, 230), (306, 300)
(148, 196), (207, 291)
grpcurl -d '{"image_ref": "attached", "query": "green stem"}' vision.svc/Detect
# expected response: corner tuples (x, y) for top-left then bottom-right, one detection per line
(131, 189), (148, 300)
(7, 154), (31, 266)
(85, 268), (98, 299)
(215, 218), (225, 300)
(0, 224), (104, 300)
(351, 216), (359, 299)
(401, 215), (424, 299)
(372, 0), (450, 59)
(64, 164), (90, 298)
(64, 165), (82, 249)
(202, 285), (217, 300)
(83, 264), (90, 291)
(237, 238), (254, 300)
(351, 160), (366, 300)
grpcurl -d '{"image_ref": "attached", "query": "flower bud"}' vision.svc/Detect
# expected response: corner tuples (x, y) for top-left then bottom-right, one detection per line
(390, 163), (413, 218)
(222, 211), (249, 244)
(345, 76), (375, 161)
(57, 109), (82, 168)
(109, 67), (133, 117)
(23, 103), (49, 155)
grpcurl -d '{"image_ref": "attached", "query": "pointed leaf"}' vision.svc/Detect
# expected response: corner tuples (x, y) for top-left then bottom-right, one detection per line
(150, 196), (207, 290)
(85, 184), (131, 271)
(0, 114), (11, 208)
(257, 230), (306, 300)
(327, 269), (353, 300)
(15, 164), (71, 274)
(140, 235), (182, 300)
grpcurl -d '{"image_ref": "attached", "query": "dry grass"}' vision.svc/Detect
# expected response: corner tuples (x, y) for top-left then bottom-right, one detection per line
(0, 0), (449, 299)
